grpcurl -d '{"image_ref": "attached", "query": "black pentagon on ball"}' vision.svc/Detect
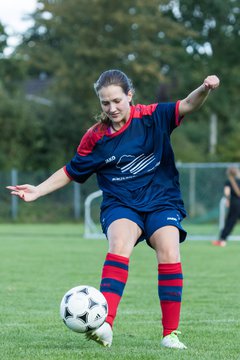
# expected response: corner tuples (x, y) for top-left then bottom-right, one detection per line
(77, 287), (89, 295)
(64, 306), (74, 319)
(77, 311), (88, 324)
(88, 297), (99, 309)
(64, 293), (73, 304)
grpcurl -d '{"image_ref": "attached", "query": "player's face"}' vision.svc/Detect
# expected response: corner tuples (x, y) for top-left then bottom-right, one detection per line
(98, 85), (133, 127)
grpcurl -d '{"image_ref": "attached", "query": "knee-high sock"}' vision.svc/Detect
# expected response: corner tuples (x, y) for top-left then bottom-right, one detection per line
(100, 253), (129, 327)
(158, 262), (183, 337)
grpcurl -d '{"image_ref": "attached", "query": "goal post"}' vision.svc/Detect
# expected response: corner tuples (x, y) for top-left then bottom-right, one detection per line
(84, 190), (104, 239)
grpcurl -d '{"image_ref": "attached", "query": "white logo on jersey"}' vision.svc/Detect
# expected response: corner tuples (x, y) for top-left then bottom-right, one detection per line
(116, 153), (156, 175)
(105, 156), (116, 164)
(167, 217), (177, 221)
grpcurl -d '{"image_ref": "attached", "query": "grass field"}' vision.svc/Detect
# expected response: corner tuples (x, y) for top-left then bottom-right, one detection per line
(0, 223), (240, 360)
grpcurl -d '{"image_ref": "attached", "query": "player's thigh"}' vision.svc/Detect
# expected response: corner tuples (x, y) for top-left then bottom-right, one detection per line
(107, 218), (142, 257)
(149, 226), (181, 263)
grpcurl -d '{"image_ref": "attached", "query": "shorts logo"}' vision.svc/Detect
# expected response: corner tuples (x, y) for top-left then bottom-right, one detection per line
(167, 217), (177, 221)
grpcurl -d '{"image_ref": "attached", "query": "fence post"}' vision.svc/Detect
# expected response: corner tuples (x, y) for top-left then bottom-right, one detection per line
(219, 197), (226, 231)
(11, 168), (18, 220)
(209, 113), (218, 155)
(73, 182), (81, 220)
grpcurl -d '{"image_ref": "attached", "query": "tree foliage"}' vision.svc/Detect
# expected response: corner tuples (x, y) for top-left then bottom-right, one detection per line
(163, 0), (240, 161)
(16, 0), (198, 169)
(1, 0), (239, 170)
(0, 22), (42, 170)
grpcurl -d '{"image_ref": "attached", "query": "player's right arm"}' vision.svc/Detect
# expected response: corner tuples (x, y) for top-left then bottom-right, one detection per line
(6, 167), (71, 202)
(179, 75), (220, 116)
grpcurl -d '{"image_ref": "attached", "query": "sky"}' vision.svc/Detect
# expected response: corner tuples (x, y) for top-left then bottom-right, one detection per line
(0, 0), (37, 55)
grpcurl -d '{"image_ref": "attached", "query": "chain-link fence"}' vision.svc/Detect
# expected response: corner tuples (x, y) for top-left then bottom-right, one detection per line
(178, 162), (233, 222)
(0, 169), (98, 223)
(1, 163), (239, 226)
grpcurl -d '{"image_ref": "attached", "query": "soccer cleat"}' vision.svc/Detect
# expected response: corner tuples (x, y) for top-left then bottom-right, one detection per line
(85, 322), (113, 347)
(212, 240), (227, 247)
(161, 331), (187, 350)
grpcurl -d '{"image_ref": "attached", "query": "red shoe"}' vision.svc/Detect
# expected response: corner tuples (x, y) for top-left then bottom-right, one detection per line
(212, 240), (227, 247)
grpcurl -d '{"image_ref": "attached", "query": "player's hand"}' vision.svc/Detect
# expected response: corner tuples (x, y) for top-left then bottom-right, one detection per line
(227, 167), (238, 177)
(6, 184), (40, 202)
(203, 75), (220, 90)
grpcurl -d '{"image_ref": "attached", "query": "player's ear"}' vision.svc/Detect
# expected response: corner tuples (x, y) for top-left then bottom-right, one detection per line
(127, 90), (133, 104)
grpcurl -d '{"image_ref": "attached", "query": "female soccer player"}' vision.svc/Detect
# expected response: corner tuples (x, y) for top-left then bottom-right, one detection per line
(213, 166), (240, 247)
(7, 70), (220, 349)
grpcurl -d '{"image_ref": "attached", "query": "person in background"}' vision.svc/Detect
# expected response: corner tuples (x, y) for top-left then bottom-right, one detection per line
(213, 166), (240, 247)
(7, 70), (220, 350)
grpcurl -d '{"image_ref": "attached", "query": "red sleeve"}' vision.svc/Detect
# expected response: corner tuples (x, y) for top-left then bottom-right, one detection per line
(175, 100), (184, 126)
(132, 103), (158, 118)
(77, 123), (107, 156)
(63, 165), (74, 180)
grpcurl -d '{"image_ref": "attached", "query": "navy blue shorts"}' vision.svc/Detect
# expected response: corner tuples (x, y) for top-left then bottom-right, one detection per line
(100, 205), (187, 245)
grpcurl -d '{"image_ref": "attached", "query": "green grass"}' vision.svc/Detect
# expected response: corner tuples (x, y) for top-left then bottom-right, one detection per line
(0, 224), (240, 360)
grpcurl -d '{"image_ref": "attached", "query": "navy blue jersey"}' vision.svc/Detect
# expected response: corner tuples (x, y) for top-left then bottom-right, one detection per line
(65, 101), (186, 217)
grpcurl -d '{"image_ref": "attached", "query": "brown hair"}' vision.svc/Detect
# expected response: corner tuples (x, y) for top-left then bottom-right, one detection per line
(94, 69), (135, 125)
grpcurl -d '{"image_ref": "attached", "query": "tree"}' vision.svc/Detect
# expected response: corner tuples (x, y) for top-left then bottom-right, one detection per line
(161, 0), (240, 161)
(16, 0), (196, 168)
(0, 22), (43, 170)
(13, 0), (240, 167)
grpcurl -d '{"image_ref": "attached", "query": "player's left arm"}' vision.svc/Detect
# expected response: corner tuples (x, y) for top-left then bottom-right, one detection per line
(223, 185), (231, 207)
(179, 75), (220, 117)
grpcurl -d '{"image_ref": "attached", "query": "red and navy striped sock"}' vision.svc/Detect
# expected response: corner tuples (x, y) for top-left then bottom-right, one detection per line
(100, 253), (129, 327)
(158, 262), (183, 337)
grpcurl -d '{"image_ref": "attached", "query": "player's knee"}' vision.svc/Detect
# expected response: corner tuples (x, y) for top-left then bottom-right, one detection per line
(108, 238), (134, 257)
(157, 249), (180, 263)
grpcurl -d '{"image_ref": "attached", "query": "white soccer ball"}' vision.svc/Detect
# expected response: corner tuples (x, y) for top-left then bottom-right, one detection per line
(60, 285), (108, 333)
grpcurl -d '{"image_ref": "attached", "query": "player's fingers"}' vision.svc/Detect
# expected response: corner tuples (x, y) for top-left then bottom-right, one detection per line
(6, 186), (17, 190)
(9, 191), (24, 198)
(15, 184), (30, 190)
(6, 185), (29, 192)
(204, 81), (218, 90)
(19, 190), (25, 198)
(204, 75), (220, 89)
(9, 191), (18, 195)
(8, 187), (25, 197)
